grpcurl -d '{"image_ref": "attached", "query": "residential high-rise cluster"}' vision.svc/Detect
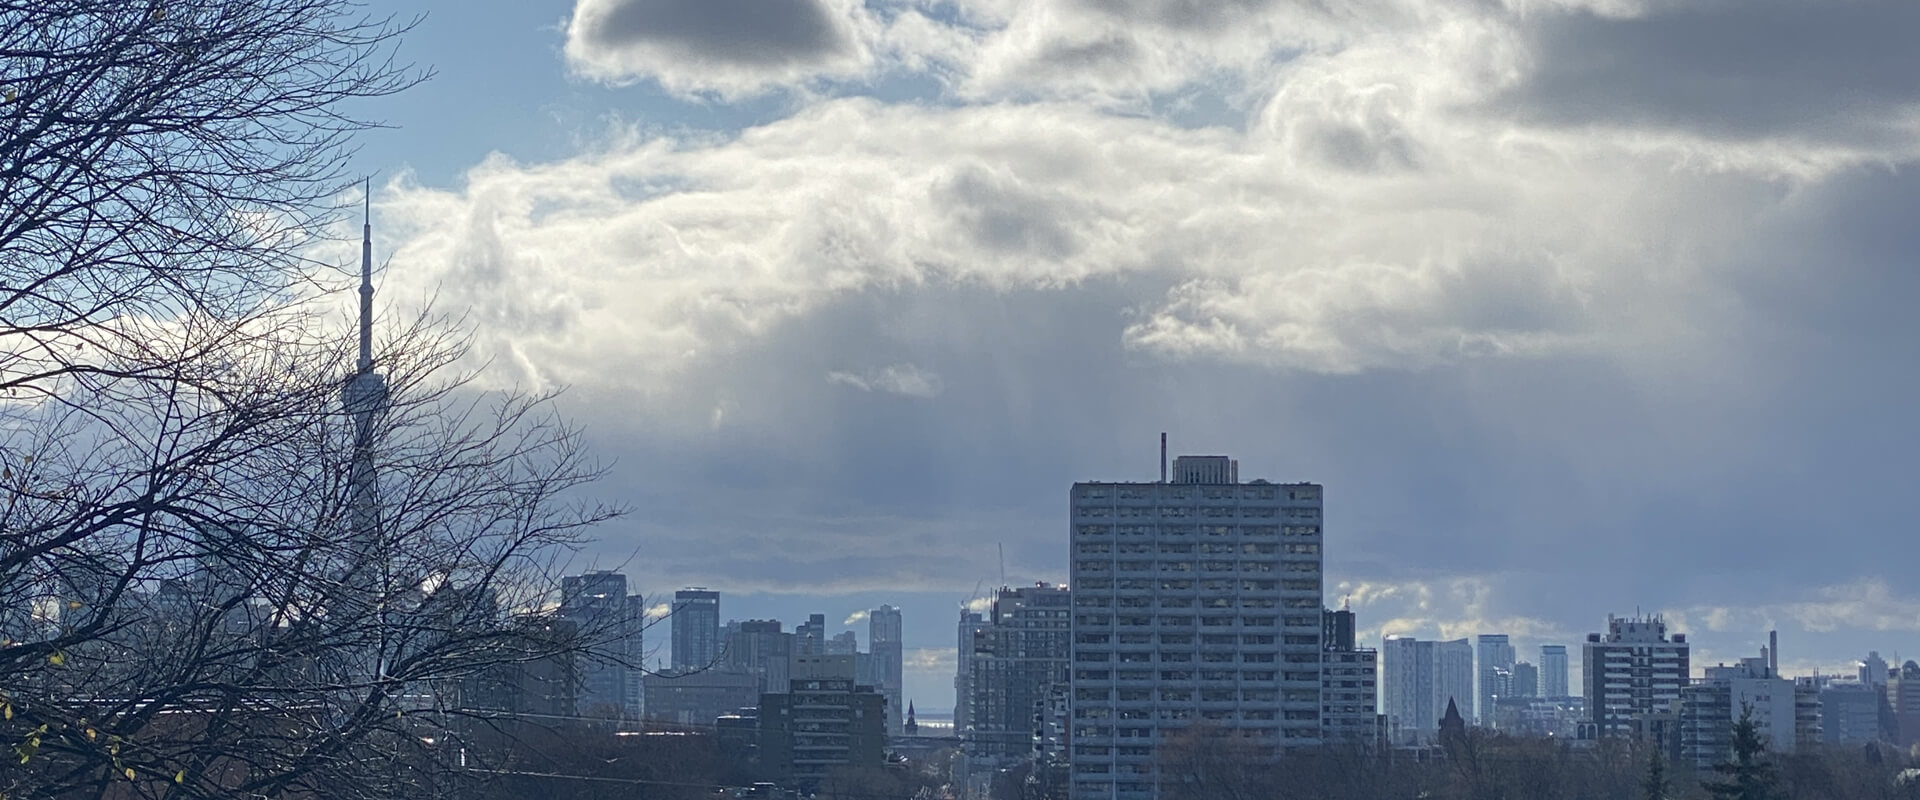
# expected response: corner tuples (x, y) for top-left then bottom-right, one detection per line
(517, 574), (915, 790)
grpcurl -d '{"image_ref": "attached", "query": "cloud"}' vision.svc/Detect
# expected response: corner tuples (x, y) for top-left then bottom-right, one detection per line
(1667, 579), (1920, 637)
(384, 90), (1791, 395)
(827, 364), (944, 398)
(1342, 576), (1568, 646)
(645, 603), (672, 619)
(953, 0), (1407, 102)
(1498, 0), (1920, 146)
(564, 0), (879, 96)
(843, 609), (869, 626)
(905, 647), (955, 673)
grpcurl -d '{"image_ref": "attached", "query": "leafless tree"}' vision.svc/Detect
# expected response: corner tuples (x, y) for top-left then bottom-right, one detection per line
(0, 2), (620, 798)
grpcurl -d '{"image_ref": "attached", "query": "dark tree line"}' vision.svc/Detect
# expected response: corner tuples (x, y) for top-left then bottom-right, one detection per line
(1148, 723), (1920, 800)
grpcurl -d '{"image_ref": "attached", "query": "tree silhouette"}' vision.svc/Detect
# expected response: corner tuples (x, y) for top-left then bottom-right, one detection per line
(1642, 746), (1669, 800)
(1702, 705), (1783, 800)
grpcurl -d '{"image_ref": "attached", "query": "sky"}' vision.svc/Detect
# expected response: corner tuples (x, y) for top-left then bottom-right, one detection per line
(343, 0), (1920, 712)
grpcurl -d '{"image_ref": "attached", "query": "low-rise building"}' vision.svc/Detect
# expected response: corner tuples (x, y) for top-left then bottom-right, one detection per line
(642, 669), (761, 727)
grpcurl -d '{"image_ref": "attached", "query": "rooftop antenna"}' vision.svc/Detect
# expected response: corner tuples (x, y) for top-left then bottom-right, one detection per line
(1159, 433), (1167, 483)
(357, 177), (374, 374)
(997, 543), (1006, 587)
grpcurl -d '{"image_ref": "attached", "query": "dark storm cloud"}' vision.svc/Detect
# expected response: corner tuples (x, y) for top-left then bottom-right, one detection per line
(1501, 1), (1920, 142)
(573, 0), (853, 68)
(1076, 0), (1296, 32)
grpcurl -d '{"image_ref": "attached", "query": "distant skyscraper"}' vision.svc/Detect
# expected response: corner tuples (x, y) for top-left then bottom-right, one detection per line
(1888, 661), (1920, 747)
(955, 609), (985, 735)
(561, 570), (635, 717)
(1540, 645), (1570, 698)
(1068, 456), (1325, 800)
(724, 619), (794, 695)
(622, 594), (648, 719)
(1510, 661), (1539, 698)
(671, 588), (720, 671)
(828, 630), (858, 655)
(870, 604), (905, 734)
(1382, 636), (1474, 744)
(1323, 606), (1356, 650)
(966, 584), (1070, 760)
(796, 613), (826, 655)
(1861, 651), (1890, 687)
(1476, 634), (1515, 724)
(1583, 614), (1689, 737)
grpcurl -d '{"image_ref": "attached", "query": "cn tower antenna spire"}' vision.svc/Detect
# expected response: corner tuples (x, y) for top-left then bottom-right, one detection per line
(358, 177), (374, 374)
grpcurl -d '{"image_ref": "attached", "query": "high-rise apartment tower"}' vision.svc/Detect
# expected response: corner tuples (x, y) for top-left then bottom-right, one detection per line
(1068, 455), (1324, 800)
(1477, 634), (1515, 725)
(1540, 645), (1570, 698)
(870, 604), (905, 734)
(671, 589), (721, 671)
(1582, 614), (1689, 737)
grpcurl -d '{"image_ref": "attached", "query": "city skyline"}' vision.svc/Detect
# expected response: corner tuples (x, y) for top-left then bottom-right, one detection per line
(17, 1), (1920, 797)
(331, 0), (1920, 723)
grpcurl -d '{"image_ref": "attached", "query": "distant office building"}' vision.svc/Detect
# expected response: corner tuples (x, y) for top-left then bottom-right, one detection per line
(1068, 457), (1325, 800)
(967, 583), (1071, 761)
(1886, 661), (1920, 747)
(1492, 695), (1587, 738)
(1323, 606), (1356, 651)
(759, 654), (887, 791)
(1321, 608), (1379, 746)
(1678, 641), (1818, 770)
(1477, 634), (1515, 724)
(561, 571), (638, 718)
(622, 594), (648, 719)
(956, 610), (985, 735)
(1861, 651), (1891, 688)
(1583, 614), (1689, 738)
(459, 616), (579, 718)
(671, 589), (720, 671)
(1382, 636), (1474, 744)
(871, 605), (905, 734)
(1511, 661), (1539, 699)
(1541, 644), (1570, 698)
(724, 619), (794, 695)
(827, 630), (858, 655)
(642, 669), (760, 727)
(796, 613), (827, 655)
(1819, 679), (1878, 745)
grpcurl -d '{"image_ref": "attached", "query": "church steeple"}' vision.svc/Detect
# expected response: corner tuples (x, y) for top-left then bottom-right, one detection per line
(904, 700), (917, 735)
